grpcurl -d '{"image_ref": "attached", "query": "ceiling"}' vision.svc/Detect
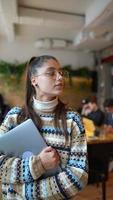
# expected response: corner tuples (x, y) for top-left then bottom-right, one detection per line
(0, 0), (113, 52)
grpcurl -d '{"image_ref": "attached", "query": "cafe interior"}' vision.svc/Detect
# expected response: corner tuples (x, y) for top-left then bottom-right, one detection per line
(0, 0), (113, 200)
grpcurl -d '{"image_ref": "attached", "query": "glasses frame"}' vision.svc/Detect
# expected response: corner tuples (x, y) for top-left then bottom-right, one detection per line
(35, 69), (69, 79)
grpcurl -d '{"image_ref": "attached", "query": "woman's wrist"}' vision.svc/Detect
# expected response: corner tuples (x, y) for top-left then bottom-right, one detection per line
(29, 155), (46, 180)
(39, 155), (46, 171)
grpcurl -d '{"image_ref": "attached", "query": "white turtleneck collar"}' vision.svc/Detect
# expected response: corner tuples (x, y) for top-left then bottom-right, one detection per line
(32, 97), (58, 113)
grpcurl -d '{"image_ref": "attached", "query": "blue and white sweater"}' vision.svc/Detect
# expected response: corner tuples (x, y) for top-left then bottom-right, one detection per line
(0, 106), (88, 200)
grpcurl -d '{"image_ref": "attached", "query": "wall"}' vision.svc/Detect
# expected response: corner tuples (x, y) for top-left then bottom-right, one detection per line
(0, 38), (94, 69)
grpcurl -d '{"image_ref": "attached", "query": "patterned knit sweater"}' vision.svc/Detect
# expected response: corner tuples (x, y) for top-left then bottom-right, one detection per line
(0, 105), (88, 200)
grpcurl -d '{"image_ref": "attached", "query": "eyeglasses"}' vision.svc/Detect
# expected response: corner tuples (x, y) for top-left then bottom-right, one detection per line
(36, 69), (69, 79)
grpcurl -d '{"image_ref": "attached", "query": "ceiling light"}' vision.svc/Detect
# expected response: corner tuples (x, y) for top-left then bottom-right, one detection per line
(34, 38), (71, 49)
(52, 39), (67, 48)
(34, 38), (51, 49)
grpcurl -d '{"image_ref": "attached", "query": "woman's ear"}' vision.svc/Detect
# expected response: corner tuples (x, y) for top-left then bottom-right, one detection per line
(31, 76), (38, 87)
(35, 84), (38, 87)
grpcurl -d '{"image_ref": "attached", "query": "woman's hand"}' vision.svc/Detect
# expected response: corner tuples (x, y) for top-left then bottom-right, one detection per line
(39, 146), (60, 170)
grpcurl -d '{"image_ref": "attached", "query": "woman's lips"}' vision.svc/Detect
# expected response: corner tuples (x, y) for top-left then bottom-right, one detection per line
(55, 83), (63, 88)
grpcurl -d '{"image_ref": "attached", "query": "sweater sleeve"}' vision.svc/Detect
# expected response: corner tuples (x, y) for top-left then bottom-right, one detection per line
(0, 107), (45, 185)
(22, 113), (88, 200)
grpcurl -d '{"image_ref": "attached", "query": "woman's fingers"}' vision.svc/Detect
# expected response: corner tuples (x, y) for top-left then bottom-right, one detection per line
(42, 146), (53, 152)
(39, 147), (60, 170)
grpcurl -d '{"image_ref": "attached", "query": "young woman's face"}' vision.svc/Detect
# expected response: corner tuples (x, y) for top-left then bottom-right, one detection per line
(31, 59), (65, 101)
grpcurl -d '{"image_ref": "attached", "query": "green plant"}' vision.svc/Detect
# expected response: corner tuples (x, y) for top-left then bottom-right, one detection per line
(0, 60), (26, 85)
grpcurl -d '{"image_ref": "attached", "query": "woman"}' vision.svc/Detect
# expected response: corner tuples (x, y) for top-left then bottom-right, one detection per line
(0, 55), (88, 200)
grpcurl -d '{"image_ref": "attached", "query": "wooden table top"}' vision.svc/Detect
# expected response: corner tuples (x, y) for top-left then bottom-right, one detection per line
(87, 133), (113, 144)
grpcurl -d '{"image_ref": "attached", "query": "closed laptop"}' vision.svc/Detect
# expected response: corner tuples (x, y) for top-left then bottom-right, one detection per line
(0, 119), (47, 157)
(0, 119), (61, 177)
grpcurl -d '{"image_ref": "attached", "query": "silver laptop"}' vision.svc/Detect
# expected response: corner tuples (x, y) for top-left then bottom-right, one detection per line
(0, 119), (47, 157)
(0, 119), (61, 177)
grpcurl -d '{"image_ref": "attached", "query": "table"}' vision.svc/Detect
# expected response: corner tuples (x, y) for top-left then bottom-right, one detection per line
(87, 134), (113, 200)
(87, 133), (113, 144)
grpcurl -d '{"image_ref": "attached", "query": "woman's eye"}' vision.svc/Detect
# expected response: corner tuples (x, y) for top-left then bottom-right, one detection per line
(46, 71), (55, 76)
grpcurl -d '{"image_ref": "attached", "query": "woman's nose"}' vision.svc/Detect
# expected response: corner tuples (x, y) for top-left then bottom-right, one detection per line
(56, 71), (63, 80)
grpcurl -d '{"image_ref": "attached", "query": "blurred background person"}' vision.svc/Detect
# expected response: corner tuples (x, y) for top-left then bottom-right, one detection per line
(103, 98), (113, 133)
(103, 98), (113, 172)
(81, 98), (91, 116)
(78, 98), (96, 138)
(81, 96), (105, 127)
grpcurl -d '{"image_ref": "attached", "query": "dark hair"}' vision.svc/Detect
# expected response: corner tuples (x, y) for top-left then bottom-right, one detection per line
(89, 96), (97, 104)
(0, 94), (4, 108)
(82, 98), (90, 105)
(83, 96), (97, 104)
(0, 94), (10, 124)
(17, 55), (68, 141)
(103, 98), (113, 108)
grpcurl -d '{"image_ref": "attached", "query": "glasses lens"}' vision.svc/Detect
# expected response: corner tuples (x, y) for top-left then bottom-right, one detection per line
(36, 69), (69, 78)
(46, 69), (69, 78)
(61, 70), (69, 78)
